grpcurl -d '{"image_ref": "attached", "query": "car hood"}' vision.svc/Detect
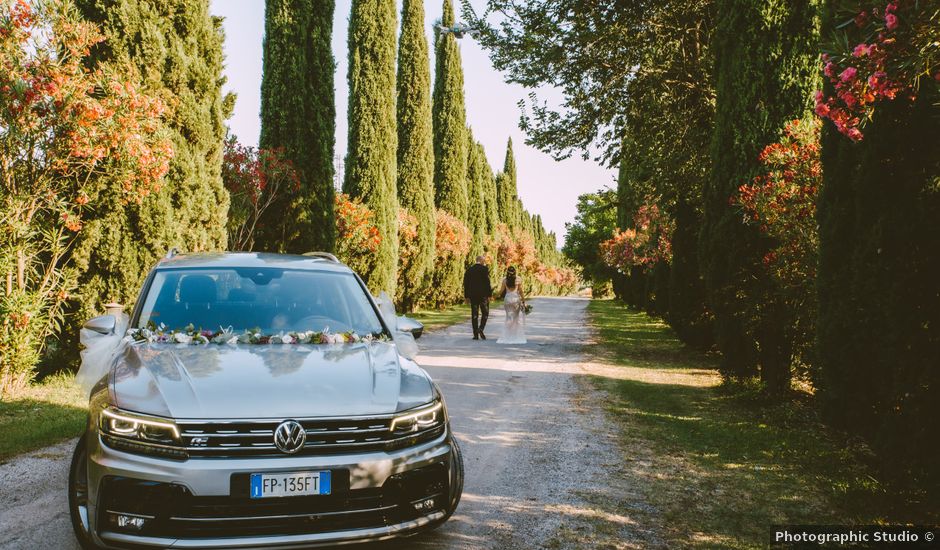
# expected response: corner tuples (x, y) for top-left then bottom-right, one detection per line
(110, 342), (434, 419)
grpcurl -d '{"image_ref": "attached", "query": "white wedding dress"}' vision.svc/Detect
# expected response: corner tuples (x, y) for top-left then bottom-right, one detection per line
(498, 283), (526, 344)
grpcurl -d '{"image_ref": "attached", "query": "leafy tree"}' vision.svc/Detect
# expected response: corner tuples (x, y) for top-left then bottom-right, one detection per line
(396, 0), (435, 310)
(72, 0), (229, 326)
(1, 0), (172, 394)
(258, 0), (336, 253)
(562, 191), (618, 296)
(221, 136), (300, 252)
(345, 0), (398, 294)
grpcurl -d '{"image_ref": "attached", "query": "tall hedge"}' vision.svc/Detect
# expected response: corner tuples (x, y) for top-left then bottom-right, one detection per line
(667, 197), (713, 350)
(72, 0), (228, 320)
(396, 0), (435, 310)
(431, 0), (468, 302)
(817, 4), (940, 488)
(345, 0), (398, 295)
(700, 0), (820, 389)
(259, 0), (336, 253)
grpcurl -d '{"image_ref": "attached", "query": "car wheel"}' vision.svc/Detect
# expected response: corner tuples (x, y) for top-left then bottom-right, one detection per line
(68, 434), (101, 550)
(440, 436), (465, 522)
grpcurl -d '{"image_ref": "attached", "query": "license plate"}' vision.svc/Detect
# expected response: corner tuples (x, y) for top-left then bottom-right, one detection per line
(249, 471), (331, 499)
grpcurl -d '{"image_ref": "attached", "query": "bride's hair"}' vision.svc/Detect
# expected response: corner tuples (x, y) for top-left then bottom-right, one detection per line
(506, 266), (517, 289)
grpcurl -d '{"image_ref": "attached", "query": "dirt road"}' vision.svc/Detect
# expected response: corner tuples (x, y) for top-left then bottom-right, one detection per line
(0, 297), (657, 549)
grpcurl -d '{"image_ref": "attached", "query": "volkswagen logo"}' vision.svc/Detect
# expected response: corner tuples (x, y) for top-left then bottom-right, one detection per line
(273, 420), (306, 454)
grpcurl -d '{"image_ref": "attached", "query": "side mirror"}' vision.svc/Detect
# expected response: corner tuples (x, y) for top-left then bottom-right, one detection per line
(83, 315), (116, 336)
(396, 316), (424, 340)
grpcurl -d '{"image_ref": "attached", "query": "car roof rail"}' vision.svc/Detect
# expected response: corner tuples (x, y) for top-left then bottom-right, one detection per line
(302, 251), (340, 263)
(164, 247), (179, 259)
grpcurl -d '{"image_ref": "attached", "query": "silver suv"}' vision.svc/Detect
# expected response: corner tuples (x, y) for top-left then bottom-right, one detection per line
(68, 252), (463, 549)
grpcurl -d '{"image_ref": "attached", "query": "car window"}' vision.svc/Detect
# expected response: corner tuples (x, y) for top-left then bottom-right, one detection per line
(136, 268), (385, 335)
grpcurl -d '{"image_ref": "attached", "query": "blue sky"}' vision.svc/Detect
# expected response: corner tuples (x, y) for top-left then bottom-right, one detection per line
(210, 0), (615, 244)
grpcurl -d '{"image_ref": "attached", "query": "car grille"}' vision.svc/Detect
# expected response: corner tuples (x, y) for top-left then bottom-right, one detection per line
(175, 416), (445, 457)
(97, 465), (450, 539)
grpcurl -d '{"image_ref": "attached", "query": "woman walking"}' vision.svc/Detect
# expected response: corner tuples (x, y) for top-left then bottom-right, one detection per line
(497, 266), (526, 344)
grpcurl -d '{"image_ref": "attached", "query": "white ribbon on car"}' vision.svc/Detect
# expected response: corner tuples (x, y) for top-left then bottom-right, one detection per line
(76, 313), (130, 398)
(374, 292), (419, 360)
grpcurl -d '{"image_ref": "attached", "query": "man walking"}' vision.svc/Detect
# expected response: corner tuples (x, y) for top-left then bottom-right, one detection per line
(463, 256), (492, 340)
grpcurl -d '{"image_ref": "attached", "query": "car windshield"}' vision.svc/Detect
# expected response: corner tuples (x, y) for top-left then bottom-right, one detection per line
(135, 267), (386, 335)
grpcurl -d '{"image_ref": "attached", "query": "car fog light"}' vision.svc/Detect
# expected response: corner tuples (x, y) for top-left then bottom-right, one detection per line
(109, 512), (150, 531)
(413, 497), (436, 512)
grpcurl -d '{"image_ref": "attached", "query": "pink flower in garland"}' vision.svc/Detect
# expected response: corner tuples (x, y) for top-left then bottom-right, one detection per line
(839, 67), (858, 82)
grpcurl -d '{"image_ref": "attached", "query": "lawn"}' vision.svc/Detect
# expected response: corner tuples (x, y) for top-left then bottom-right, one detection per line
(0, 373), (87, 463)
(409, 302), (471, 332)
(586, 299), (936, 548)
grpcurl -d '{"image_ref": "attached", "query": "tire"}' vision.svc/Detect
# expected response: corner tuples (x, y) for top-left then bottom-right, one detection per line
(68, 434), (101, 550)
(440, 436), (465, 523)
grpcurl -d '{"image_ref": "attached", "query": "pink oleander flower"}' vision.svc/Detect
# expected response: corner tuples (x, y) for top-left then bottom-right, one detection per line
(852, 43), (871, 57)
(824, 62), (836, 78)
(839, 90), (859, 108)
(846, 127), (863, 141)
(885, 13), (898, 30)
(840, 67), (858, 82)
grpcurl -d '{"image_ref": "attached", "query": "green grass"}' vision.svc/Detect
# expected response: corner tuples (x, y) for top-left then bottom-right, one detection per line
(0, 373), (87, 463)
(587, 299), (935, 549)
(409, 302), (471, 332)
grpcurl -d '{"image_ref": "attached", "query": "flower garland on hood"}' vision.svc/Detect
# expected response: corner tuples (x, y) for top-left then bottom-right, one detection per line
(125, 323), (387, 346)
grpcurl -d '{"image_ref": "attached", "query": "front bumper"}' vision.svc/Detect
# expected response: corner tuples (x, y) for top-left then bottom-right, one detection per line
(86, 429), (459, 549)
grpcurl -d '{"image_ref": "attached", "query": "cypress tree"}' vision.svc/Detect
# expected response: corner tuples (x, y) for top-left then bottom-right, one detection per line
(259, 0), (336, 253)
(478, 143), (500, 234)
(72, 0), (228, 318)
(431, 0), (468, 302)
(466, 130), (486, 259)
(817, 2), (940, 488)
(345, 0), (398, 294)
(700, 0), (819, 388)
(432, 0), (468, 220)
(496, 137), (517, 227)
(396, 0), (435, 310)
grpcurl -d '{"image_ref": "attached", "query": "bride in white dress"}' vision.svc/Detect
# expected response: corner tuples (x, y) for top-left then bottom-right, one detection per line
(497, 266), (526, 344)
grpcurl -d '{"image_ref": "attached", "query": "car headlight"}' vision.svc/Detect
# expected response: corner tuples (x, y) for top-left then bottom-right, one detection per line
(390, 401), (444, 434)
(99, 407), (187, 459)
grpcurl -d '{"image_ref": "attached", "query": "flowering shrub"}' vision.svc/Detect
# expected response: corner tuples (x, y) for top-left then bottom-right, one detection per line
(736, 118), (821, 365)
(736, 118), (820, 288)
(0, 0), (173, 396)
(395, 208), (420, 306)
(433, 209), (471, 262)
(222, 135), (300, 251)
(334, 193), (381, 277)
(600, 204), (674, 273)
(815, 1), (939, 140)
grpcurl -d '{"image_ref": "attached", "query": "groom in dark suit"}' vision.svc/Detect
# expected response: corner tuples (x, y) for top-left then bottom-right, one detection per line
(463, 256), (492, 340)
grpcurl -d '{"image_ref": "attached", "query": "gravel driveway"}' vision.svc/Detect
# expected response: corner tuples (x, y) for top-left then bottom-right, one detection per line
(0, 296), (657, 549)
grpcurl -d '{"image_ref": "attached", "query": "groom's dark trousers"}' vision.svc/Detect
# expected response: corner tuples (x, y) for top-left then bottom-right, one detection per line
(463, 263), (492, 337)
